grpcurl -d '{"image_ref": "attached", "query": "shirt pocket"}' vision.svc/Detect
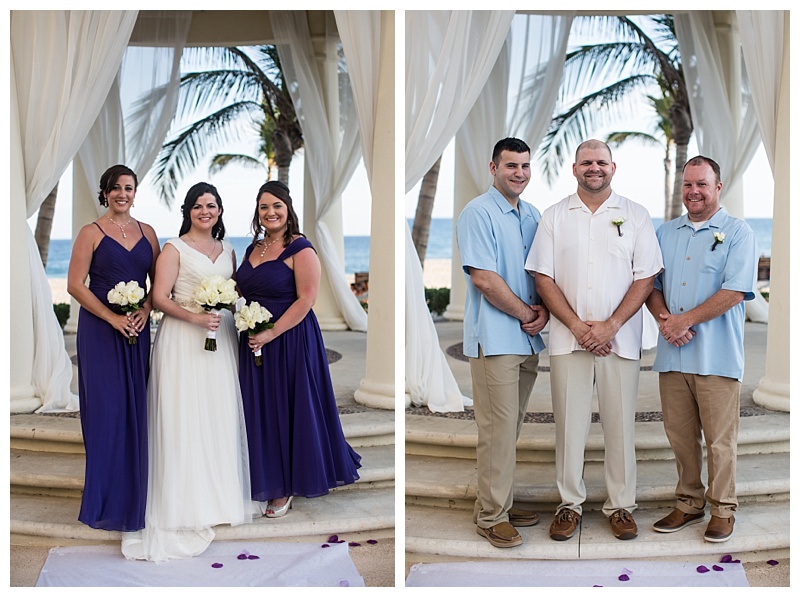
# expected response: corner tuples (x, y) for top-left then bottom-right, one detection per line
(607, 231), (634, 262)
(699, 244), (727, 274)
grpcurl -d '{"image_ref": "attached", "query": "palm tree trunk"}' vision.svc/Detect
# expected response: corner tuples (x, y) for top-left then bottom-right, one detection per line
(663, 146), (672, 221)
(272, 128), (293, 186)
(34, 184), (58, 268)
(668, 141), (688, 221)
(411, 155), (442, 264)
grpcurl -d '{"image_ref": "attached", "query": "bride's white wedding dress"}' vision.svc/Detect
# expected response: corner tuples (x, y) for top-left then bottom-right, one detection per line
(122, 238), (252, 562)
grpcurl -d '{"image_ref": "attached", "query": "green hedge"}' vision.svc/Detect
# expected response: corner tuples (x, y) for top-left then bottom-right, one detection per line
(54, 303), (70, 329)
(425, 287), (450, 316)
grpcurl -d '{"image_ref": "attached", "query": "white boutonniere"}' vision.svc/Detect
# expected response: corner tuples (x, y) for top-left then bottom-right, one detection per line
(612, 218), (625, 237)
(711, 231), (726, 251)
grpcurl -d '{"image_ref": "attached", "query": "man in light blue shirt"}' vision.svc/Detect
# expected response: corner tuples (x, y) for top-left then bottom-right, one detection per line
(646, 156), (758, 543)
(455, 137), (549, 548)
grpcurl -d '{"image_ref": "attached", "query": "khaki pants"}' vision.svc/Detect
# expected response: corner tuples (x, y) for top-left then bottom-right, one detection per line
(659, 372), (740, 518)
(550, 351), (640, 517)
(470, 348), (539, 528)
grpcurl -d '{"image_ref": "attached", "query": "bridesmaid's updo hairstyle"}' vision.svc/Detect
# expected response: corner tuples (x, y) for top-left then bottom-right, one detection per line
(98, 165), (138, 207)
(249, 180), (304, 248)
(179, 182), (226, 240)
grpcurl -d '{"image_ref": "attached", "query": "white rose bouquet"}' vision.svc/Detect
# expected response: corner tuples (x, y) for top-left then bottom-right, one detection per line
(107, 280), (146, 345)
(194, 275), (238, 351)
(234, 301), (274, 366)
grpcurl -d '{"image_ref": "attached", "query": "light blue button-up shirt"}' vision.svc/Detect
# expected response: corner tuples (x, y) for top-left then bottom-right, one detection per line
(652, 207), (758, 381)
(456, 185), (545, 358)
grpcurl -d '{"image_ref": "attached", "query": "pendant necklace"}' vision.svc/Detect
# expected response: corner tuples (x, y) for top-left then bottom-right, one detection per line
(186, 235), (217, 258)
(259, 236), (280, 260)
(106, 215), (133, 238)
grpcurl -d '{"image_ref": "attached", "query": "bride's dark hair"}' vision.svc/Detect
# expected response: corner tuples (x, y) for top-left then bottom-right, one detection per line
(179, 182), (226, 240)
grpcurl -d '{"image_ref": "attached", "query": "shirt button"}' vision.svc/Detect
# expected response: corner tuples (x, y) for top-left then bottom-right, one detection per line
(686, 256), (691, 261)
(590, 237), (595, 241)
(682, 282), (686, 286)
(692, 233), (697, 237)
(679, 307), (684, 312)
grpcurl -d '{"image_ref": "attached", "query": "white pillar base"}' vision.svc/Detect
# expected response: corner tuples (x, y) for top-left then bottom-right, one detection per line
(354, 378), (395, 410)
(753, 377), (790, 412)
(443, 304), (464, 321)
(10, 386), (41, 414)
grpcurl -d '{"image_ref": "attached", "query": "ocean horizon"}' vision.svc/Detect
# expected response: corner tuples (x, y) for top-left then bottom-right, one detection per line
(44, 217), (773, 279)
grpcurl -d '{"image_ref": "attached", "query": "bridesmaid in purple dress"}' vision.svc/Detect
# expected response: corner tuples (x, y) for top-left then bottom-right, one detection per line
(237, 181), (361, 517)
(67, 165), (160, 531)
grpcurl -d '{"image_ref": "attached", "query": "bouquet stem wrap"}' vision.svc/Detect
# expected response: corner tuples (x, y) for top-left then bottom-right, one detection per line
(205, 308), (220, 351)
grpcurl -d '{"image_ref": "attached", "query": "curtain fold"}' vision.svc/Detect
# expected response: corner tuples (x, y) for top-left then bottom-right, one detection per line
(77, 10), (193, 217)
(272, 11), (367, 332)
(405, 11), (515, 412)
(737, 11), (783, 172)
(11, 10), (139, 412)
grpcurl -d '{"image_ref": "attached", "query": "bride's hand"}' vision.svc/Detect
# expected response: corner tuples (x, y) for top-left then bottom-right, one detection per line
(195, 311), (221, 332)
(248, 328), (277, 353)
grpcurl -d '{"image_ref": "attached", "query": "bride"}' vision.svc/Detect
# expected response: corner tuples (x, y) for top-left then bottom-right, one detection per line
(122, 182), (252, 562)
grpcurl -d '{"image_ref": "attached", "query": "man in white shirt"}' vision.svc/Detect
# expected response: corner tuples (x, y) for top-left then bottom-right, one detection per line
(526, 140), (663, 542)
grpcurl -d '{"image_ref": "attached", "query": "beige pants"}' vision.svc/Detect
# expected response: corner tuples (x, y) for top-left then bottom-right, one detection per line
(659, 372), (740, 518)
(470, 348), (539, 528)
(550, 351), (640, 517)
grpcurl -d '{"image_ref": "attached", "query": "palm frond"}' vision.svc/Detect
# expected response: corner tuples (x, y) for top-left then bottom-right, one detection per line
(149, 101), (264, 205)
(208, 153), (268, 176)
(605, 131), (663, 149)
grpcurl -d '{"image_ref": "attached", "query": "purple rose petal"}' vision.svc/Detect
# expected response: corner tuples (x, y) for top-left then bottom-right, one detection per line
(713, 565), (724, 571)
(733, 559), (741, 563)
(618, 574), (630, 582)
(767, 560), (779, 566)
(697, 566), (710, 573)
(248, 555), (260, 560)
(367, 539), (378, 545)
(321, 544), (330, 548)
(328, 535), (339, 543)
(720, 555), (733, 563)
(237, 554), (248, 560)
(593, 585), (603, 587)
(211, 563), (223, 569)
(349, 542), (361, 547)
(339, 580), (350, 587)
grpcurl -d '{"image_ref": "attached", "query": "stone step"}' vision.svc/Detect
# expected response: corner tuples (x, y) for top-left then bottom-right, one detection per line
(11, 487), (395, 545)
(405, 451), (789, 510)
(405, 411), (790, 462)
(11, 410), (395, 452)
(11, 444), (395, 498)
(405, 500), (790, 564)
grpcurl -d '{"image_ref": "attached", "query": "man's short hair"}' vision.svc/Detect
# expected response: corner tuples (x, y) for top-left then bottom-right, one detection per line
(492, 137), (531, 164)
(683, 155), (722, 184)
(575, 139), (612, 162)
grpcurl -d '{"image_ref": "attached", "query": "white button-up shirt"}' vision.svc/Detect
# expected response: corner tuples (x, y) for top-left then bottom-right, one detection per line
(525, 191), (663, 359)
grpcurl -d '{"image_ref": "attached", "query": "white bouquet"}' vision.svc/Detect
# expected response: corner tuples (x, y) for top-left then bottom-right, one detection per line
(194, 275), (238, 351)
(107, 280), (146, 345)
(234, 301), (274, 366)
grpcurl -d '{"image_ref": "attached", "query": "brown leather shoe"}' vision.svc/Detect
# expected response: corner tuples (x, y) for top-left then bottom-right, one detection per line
(653, 509), (705, 533)
(549, 508), (581, 541)
(476, 521), (522, 548)
(509, 507), (540, 527)
(609, 509), (638, 540)
(704, 515), (735, 543)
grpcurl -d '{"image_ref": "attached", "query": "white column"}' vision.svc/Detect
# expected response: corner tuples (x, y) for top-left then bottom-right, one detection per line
(303, 11), (347, 331)
(753, 14), (789, 412)
(64, 157), (97, 333)
(443, 140), (481, 321)
(9, 76), (39, 413)
(354, 10), (394, 410)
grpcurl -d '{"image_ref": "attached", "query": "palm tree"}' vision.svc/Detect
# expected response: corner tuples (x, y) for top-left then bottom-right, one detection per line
(149, 45), (302, 205)
(411, 155), (442, 265)
(605, 92), (682, 220)
(34, 184), (59, 267)
(538, 14), (691, 221)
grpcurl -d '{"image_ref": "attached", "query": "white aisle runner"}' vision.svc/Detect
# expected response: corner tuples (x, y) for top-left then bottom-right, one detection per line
(405, 560), (749, 587)
(36, 541), (364, 587)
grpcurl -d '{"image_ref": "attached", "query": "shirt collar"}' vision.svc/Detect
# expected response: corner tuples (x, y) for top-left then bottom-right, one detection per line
(567, 190), (620, 212)
(488, 185), (529, 216)
(676, 206), (728, 230)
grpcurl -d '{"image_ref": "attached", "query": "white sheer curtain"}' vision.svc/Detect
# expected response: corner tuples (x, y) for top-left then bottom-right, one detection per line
(271, 11), (367, 332)
(77, 10), (193, 215)
(405, 11), (514, 412)
(11, 11), (139, 412)
(737, 11), (784, 172)
(674, 12), (768, 323)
